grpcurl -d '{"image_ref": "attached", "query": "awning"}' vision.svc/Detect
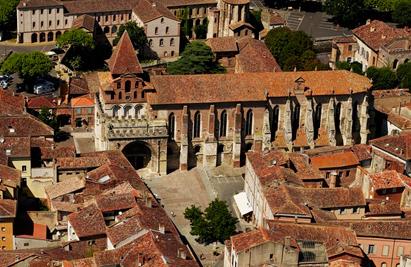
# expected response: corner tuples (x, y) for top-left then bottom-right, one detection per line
(234, 192), (252, 216)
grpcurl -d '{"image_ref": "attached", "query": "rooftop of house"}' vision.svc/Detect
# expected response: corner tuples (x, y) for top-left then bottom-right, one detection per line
(107, 31), (143, 75)
(265, 185), (366, 217)
(95, 192), (137, 212)
(310, 150), (360, 170)
(132, 0), (178, 23)
(71, 94), (95, 107)
(148, 70), (371, 105)
(0, 199), (17, 218)
(334, 220), (411, 240)
(71, 14), (96, 32)
(268, 12), (285, 26)
(365, 199), (402, 217)
(45, 176), (85, 200)
(26, 96), (57, 109)
(69, 76), (90, 96)
(352, 20), (411, 52)
(68, 203), (106, 238)
(235, 37), (282, 73)
(205, 37), (238, 53)
(0, 164), (21, 189)
(0, 115), (54, 137)
(0, 136), (31, 158)
(0, 90), (25, 116)
(370, 132), (411, 160)
(369, 170), (411, 190)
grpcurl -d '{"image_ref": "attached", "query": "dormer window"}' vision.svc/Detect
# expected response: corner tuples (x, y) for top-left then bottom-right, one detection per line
(8, 126), (15, 133)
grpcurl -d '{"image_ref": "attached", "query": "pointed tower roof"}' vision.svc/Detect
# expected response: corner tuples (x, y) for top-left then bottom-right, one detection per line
(108, 31), (143, 75)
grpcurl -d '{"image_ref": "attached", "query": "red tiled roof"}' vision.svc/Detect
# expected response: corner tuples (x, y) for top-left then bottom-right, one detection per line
(366, 199), (402, 217)
(0, 115), (54, 137)
(63, 0), (138, 14)
(230, 228), (272, 252)
(95, 192), (136, 212)
(108, 31), (143, 75)
(0, 164), (21, 189)
(0, 199), (17, 218)
(0, 90), (25, 115)
(235, 37), (281, 73)
(335, 220), (411, 240)
(71, 14), (96, 32)
(351, 144), (371, 162)
(352, 20), (411, 51)
(310, 151), (360, 169)
(68, 204), (106, 238)
(371, 133), (411, 160)
(71, 94), (94, 107)
(27, 96), (57, 109)
(205, 37), (238, 53)
(133, 0), (178, 23)
(269, 12), (285, 25)
(149, 70), (371, 105)
(0, 136), (31, 158)
(45, 176), (85, 200)
(69, 77), (90, 96)
(369, 170), (411, 190)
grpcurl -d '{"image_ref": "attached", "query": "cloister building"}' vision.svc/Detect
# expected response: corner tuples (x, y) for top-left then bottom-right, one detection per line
(89, 32), (373, 175)
(16, 0), (180, 58)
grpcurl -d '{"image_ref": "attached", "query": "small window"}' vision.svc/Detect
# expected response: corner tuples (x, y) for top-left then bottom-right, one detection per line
(155, 27), (159, 35)
(382, 245), (389, 256)
(65, 19), (68, 25)
(22, 165), (27, 172)
(49, 9), (52, 14)
(41, 21), (44, 28)
(170, 38), (174, 46)
(1, 227), (5, 232)
(75, 108), (81, 114)
(166, 26), (169, 34)
(353, 207), (358, 214)
(24, 242), (29, 246)
(368, 244), (375, 254)
(32, 10), (35, 15)
(40, 9), (43, 15)
(159, 39), (164, 47)
(348, 45), (352, 51)
(397, 246), (404, 256)
(57, 8), (60, 14)
(49, 20), (52, 27)
(33, 22), (36, 28)
(1, 237), (5, 241)
(119, 92), (122, 99)
(161, 18), (164, 23)
(57, 20), (60, 26)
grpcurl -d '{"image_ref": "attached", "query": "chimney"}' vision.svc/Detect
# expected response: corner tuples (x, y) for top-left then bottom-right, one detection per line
(159, 224), (165, 234)
(329, 171), (337, 188)
(177, 248), (187, 260)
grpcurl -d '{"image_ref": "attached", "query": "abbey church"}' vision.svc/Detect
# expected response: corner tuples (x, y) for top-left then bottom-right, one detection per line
(90, 31), (372, 175)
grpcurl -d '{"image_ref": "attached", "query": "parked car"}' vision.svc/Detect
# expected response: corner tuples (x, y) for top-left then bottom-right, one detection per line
(0, 75), (11, 82)
(33, 80), (54, 95)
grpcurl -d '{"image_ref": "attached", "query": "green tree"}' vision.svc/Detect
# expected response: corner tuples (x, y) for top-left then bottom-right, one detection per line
(167, 41), (225, 75)
(38, 107), (58, 130)
(113, 21), (148, 58)
(184, 199), (238, 244)
(336, 61), (363, 75)
(265, 27), (319, 71)
(1, 52), (52, 80)
(194, 19), (208, 39)
(366, 66), (398, 89)
(393, 0), (411, 27)
(57, 29), (95, 49)
(0, 0), (19, 33)
(397, 62), (411, 89)
(364, 0), (396, 11)
(324, 0), (366, 27)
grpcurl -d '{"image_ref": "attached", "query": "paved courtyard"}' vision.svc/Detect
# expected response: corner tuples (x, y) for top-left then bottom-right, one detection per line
(145, 166), (244, 267)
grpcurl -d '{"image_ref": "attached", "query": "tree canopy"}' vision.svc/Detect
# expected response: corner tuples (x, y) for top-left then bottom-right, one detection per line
(0, 0), (19, 33)
(1, 51), (52, 80)
(264, 28), (328, 71)
(167, 41), (225, 75)
(113, 21), (149, 59)
(57, 29), (95, 49)
(336, 61), (363, 75)
(184, 199), (238, 244)
(324, 0), (366, 27)
(397, 62), (411, 89)
(392, 0), (411, 27)
(366, 66), (398, 89)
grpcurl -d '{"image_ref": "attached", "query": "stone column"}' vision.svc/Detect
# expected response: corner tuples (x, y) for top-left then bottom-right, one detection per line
(262, 109), (271, 151)
(342, 96), (353, 146)
(203, 105), (217, 167)
(232, 104), (242, 167)
(305, 98), (314, 147)
(179, 106), (189, 171)
(284, 98), (293, 147)
(360, 96), (369, 144)
(327, 97), (336, 146)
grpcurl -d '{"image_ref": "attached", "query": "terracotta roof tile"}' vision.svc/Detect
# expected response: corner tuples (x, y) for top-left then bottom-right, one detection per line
(0, 115), (53, 137)
(205, 37), (238, 52)
(63, 0), (138, 14)
(0, 164), (21, 189)
(71, 14), (96, 32)
(366, 199), (402, 217)
(149, 70), (371, 105)
(0, 199), (17, 218)
(350, 144), (371, 161)
(0, 136), (31, 158)
(27, 96), (57, 109)
(0, 90), (25, 115)
(369, 170), (411, 190)
(335, 220), (411, 240)
(95, 192), (136, 212)
(133, 0), (178, 23)
(310, 151), (359, 169)
(230, 228), (272, 252)
(45, 176), (85, 200)
(108, 31), (143, 75)
(352, 20), (411, 51)
(69, 77), (90, 96)
(371, 133), (411, 160)
(71, 94), (94, 107)
(68, 204), (106, 238)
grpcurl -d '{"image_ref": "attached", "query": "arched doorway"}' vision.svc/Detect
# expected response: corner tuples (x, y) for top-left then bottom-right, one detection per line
(39, 32), (46, 42)
(31, 33), (38, 43)
(122, 141), (152, 170)
(47, 32), (54, 42)
(55, 31), (62, 40)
